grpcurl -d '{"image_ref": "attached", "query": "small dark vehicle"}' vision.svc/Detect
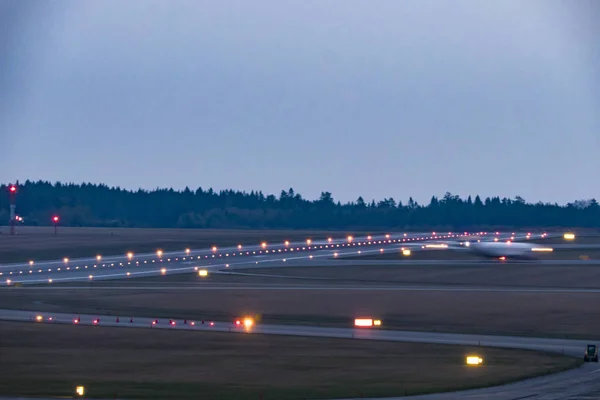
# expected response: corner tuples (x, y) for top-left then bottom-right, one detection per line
(584, 344), (598, 362)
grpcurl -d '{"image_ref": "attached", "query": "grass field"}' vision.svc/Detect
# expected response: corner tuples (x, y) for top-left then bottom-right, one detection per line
(0, 226), (372, 263)
(44, 261), (600, 289)
(239, 263), (600, 288)
(0, 321), (581, 399)
(4, 282), (600, 340)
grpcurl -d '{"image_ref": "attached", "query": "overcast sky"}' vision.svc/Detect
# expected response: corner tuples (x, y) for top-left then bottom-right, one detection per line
(1, 0), (598, 204)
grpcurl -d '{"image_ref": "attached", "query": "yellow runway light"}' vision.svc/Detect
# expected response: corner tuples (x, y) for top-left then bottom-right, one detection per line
(198, 269), (208, 277)
(76, 386), (85, 396)
(424, 244), (448, 249)
(161, 268), (167, 275)
(531, 247), (553, 252)
(36, 315), (43, 322)
(466, 356), (483, 365)
(157, 250), (164, 257)
(243, 317), (254, 329)
(402, 249), (411, 256)
(564, 233), (576, 240)
(373, 319), (382, 326)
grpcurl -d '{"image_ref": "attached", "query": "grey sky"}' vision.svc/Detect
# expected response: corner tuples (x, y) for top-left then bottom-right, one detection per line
(2, 0), (599, 204)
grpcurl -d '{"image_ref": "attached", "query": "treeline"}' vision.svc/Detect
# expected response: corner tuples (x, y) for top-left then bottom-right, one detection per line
(1, 180), (599, 230)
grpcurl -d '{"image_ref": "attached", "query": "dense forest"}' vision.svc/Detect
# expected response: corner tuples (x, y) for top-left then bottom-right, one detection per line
(2, 181), (599, 230)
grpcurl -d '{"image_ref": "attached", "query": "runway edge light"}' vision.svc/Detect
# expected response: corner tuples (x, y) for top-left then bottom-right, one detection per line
(466, 356), (483, 365)
(76, 386), (85, 396)
(564, 233), (576, 240)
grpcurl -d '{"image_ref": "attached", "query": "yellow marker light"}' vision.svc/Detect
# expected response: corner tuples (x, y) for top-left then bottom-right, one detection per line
(261, 242), (267, 248)
(48, 279), (52, 283)
(126, 272), (131, 276)
(157, 250), (163, 257)
(564, 233), (576, 240)
(198, 269), (208, 277)
(238, 244), (242, 249)
(354, 318), (374, 327)
(402, 249), (412, 256)
(243, 317), (254, 329)
(306, 239), (312, 245)
(76, 386), (85, 396)
(327, 237), (333, 243)
(373, 319), (382, 326)
(212, 246), (218, 252)
(63, 258), (69, 263)
(127, 252), (134, 259)
(36, 315), (43, 322)
(466, 356), (483, 365)
(185, 248), (191, 254)
(347, 236), (353, 242)
(96, 255), (102, 261)
(29, 260), (34, 266)
(531, 247), (553, 252)
(161, 268), (167, 275)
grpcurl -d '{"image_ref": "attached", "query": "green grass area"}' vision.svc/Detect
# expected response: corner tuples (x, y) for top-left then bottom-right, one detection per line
(0, 321), (582, 399)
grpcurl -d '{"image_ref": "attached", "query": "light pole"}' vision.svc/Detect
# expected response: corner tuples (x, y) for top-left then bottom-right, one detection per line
(52, 215), (60, 236)
(8, 185), (17, 235)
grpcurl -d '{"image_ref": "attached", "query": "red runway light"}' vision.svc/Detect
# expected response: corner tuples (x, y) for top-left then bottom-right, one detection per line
(235, 320), (241, 325)
(210, 321), (214, 326)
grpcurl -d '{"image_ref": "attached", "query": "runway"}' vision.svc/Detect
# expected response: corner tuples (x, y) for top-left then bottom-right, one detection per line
(0, 231), (587, 286)
(0, 308), (598, 400)
(11, 282), (600, 293)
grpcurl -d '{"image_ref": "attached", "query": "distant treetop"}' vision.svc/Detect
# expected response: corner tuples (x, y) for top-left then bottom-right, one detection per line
(1, 180), (598, 229)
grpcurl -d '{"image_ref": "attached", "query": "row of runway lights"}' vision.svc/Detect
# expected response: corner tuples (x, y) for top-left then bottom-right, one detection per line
(36, 314), (251, 330)
(3, 231), (548, 285)
(35, 314), (386, 330)
(2, 233), (468, 283)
